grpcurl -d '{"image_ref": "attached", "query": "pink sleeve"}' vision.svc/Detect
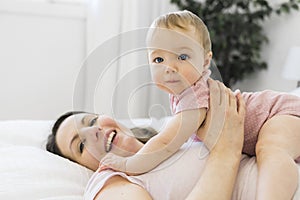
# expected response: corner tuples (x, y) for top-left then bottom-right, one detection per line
(170, 75), (210, 114)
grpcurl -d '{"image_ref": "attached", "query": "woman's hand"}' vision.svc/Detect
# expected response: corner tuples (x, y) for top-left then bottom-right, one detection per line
(187, 79), (246, 200)
(197, 79), (246, 155)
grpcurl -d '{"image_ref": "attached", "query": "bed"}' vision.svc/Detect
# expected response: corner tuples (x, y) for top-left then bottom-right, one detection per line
(0, 118), (167, 199)
(1, 89), (300, 199)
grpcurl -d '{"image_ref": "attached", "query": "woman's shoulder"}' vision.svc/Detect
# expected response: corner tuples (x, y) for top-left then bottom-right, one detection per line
(94, 175), (152, 200)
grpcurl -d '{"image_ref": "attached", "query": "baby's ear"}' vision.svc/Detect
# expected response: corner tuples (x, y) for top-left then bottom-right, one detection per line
(203, 51), (213, 70)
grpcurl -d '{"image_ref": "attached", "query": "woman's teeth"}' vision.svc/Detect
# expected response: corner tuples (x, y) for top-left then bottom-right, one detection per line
(105, 131), (116, 152)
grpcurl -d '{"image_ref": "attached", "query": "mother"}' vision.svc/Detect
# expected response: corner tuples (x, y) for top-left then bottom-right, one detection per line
(46, 80), (246, 200)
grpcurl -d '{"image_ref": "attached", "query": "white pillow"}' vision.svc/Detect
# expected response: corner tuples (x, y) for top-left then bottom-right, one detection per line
(0, 120), (53, 148)
(118, 117), (171, 132)
(290, 87), (300, 97)
(0, 120), (93, 199)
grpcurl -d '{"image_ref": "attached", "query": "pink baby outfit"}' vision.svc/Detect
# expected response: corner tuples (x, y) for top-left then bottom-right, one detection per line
(170, 70), (300, 156)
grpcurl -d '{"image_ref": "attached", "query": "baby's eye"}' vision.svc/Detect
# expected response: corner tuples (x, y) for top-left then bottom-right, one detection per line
(153, 57), (164, 63)
(89, 116), (98, 126)
(79, 142), (85, 153)
(178, 54), (189, 60)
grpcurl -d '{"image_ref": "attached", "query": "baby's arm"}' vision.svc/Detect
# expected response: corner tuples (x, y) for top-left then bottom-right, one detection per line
(102, 108), (207, 175)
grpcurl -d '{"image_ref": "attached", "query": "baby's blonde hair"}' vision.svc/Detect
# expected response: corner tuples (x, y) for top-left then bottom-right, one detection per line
(149, 10), (211, 54)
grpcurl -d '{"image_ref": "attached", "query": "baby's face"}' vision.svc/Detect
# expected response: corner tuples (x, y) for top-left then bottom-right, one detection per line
(147, 27), (206, 95)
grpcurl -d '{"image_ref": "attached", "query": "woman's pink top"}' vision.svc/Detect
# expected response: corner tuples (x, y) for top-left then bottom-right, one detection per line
(84, 141), (209, 200)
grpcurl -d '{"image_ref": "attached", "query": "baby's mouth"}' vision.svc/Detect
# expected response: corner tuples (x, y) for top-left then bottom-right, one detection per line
(105, 130), (117, 152)
(165, 79), (180, 83)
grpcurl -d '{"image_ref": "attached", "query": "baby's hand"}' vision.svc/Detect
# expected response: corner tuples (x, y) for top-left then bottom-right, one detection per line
(101, 153), (141, 176)
(100, 153), (127, 173)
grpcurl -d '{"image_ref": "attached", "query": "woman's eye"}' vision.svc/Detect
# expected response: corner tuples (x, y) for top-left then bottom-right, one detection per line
(89, 116), (98, 126)
(79, 142), (84, 153)
(178, 54), (189, 60)
(153, 57), (164, 63)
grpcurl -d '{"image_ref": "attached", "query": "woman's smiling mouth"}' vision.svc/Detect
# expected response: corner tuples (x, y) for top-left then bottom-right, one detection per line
(105, 130), (117, 152)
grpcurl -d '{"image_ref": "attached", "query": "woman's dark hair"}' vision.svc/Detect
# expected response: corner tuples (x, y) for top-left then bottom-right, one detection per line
(131, 127), (158, 144)
(46, 111), (158, 158)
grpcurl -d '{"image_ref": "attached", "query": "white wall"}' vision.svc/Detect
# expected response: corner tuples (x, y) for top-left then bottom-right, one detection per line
(0, 1), (86, 120)
(233, 9), (300, 92)
(1, 0), (299, 120)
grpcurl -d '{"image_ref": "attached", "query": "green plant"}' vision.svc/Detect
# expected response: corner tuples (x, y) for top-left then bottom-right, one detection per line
(171, 0), (300, 87)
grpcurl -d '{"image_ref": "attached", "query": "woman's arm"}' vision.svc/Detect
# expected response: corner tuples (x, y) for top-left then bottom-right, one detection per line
(187, 79), (246, 200)
(94, 176), (152, 200)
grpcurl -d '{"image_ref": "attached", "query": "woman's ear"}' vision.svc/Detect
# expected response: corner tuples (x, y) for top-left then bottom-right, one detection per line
(203, 51), (213, 70)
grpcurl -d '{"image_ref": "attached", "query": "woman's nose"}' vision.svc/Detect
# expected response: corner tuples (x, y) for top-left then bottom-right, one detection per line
(78, 126), (101, 142)
(97, 115), (118, 128)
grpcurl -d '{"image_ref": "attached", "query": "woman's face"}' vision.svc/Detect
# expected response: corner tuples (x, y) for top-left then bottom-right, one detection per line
(56, 113), (143, 171)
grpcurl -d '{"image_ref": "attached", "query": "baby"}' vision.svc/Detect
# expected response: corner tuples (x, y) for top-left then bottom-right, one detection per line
(102, 10), (300, 200)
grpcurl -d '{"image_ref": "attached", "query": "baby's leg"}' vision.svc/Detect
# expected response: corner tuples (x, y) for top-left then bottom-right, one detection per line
(255, 115), (300, 200)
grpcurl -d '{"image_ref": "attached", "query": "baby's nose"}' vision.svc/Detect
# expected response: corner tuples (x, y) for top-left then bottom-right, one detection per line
(165, 65), (177, 73)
